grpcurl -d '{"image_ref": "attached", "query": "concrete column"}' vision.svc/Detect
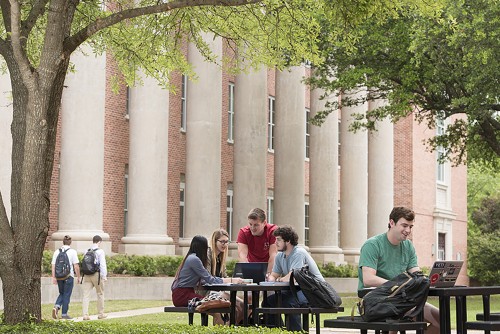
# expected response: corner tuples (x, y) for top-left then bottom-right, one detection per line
(309, 88), (344, 264)
(183, 35), (223, 248)
(232, 69), (268, 240)
(119, 74), (174, 255)
(339, 91), (368, 263)
(51, 50), (111, 254)
(0, 73), (12, 220)
(274, 67), (306, 241)
(368, 99), (394, 237)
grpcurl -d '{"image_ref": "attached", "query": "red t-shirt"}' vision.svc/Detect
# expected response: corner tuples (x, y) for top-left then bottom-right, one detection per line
(237, 224), (277, 262)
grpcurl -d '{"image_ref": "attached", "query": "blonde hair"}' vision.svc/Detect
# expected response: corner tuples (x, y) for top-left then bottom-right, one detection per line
(210, 229), (229, 276)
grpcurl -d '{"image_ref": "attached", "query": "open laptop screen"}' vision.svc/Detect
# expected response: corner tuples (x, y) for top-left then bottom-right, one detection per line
(429, 260), (464, 288)
(232, 262), (268, 284)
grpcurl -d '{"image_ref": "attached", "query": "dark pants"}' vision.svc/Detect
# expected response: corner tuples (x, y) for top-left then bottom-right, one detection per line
(55, 276), (74, 315)
(261, 290), (308, 332)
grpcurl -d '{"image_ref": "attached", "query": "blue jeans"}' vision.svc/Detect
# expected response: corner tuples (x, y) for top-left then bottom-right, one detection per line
(262, 290), (308, 331)
(55, 276), (74, 315)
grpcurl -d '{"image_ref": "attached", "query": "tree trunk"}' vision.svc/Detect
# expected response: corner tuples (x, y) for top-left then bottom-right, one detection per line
(0, 52), (69, 324)
(2, 271), (42, 323)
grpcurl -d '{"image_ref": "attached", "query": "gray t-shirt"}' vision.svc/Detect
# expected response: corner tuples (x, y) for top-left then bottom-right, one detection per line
(172, 253), (223, 290)
(273, 246), (324, 281)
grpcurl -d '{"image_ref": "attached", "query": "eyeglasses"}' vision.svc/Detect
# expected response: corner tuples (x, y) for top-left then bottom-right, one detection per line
(217, 240), (231, 245)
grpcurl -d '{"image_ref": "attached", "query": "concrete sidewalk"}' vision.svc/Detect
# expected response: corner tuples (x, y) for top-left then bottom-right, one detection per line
(70, 307), (484, 334)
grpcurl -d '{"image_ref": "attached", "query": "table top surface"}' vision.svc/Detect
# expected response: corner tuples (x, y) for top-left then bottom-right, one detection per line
(203, 283), (291, 292)
(428, 285), (500, 296)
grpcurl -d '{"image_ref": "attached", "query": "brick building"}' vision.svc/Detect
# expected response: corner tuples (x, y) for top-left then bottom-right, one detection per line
(0, 40), (468, 282)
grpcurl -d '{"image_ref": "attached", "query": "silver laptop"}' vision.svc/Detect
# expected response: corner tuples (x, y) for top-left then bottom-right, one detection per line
(429, 260), (464, 287)
(232, 262), (268, 284)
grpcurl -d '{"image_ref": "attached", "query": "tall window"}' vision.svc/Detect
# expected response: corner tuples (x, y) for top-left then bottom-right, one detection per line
(438, 233), (446, 260)
(124, 164), (129, 235)
(125, 87), (130, 119)
(267, 191), (274, 225)
(338, 119), (341, 167)
(226, 185), (234, 238)
(305, 108), (310, 159)
(304, 202), (310, 246)
(228, 83), (235, 143)
(268, 96), (275, 151)
(436, 118), (445, 182)
(181, 75), (187, 131)
(179, 174), (186, 237)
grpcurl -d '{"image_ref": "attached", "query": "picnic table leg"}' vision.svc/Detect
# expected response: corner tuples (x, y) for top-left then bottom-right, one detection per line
(229, 291), (237, 325)
(276, 291), (283, 328)
(242, 290), (248, 326)
(252, 291), (259, 325)
(482, 294), (491, 334)
(455, 295), (467, 334)
(439, 295), (452, 334)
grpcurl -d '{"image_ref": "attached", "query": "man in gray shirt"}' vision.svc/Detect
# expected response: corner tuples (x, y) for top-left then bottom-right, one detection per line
(263, 225), (324, 331)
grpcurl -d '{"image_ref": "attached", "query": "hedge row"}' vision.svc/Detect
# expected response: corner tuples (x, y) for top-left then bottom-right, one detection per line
(0, 322), (292, 333)
(42, 250), (358, 278)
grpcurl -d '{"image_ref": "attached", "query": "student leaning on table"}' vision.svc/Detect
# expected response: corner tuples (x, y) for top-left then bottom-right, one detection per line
(358, 206), (440, 334)
(237, 207), (277, 275)
(171, 235), (243, 324)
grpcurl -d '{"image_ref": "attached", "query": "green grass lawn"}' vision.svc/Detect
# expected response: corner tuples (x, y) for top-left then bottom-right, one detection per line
(40, 299), (167, 320)
(61, 294), (499, 329)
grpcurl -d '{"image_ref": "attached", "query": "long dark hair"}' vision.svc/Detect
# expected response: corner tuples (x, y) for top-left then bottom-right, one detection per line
(174, 235), (209, 279)
(188, 235), (209, 267)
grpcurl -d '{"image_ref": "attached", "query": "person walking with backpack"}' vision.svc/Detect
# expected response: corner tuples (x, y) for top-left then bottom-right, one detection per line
(81, 235), (108, 320)
(51, 235), (80, 320)
(262, 225), (325, 331)
(358, 207), (440, 334)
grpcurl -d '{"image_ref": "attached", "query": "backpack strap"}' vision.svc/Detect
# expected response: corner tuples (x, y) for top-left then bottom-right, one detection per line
(289, 269), (301, 305)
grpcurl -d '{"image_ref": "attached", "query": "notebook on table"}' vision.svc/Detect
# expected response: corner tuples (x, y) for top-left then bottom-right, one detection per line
(232, 262), (268, 284)
(428, 260), (464, 288)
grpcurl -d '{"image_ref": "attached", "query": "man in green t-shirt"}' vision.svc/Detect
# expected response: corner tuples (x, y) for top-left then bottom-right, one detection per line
(358, 207), (440, 334)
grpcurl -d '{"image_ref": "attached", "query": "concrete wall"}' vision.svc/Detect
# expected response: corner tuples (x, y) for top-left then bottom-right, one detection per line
(0, 277), (358, 309)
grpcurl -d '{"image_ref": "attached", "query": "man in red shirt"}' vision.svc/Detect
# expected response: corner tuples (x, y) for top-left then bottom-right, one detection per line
(237, 208), (277, 274)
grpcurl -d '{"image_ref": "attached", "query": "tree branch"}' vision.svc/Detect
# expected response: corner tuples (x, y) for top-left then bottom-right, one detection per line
(8, 0), (36, 87)
(21, 0), (50, 38)
(0, 0), (11, 34)
(64, 0), (262, 53)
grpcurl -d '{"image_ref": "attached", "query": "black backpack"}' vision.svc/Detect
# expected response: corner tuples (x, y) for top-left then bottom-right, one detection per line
(81, 248), (100, 276)
(290, 264), (343, 308)
(358, 271), (430, 322)
(54, 248), (71, 280)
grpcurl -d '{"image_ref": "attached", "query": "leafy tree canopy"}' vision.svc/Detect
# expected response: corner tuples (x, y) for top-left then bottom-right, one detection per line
(0, 0), (448, 325)
(468, 194), (500, 285)
(309, 0), (500, 168)
(467, 160), (500, 215)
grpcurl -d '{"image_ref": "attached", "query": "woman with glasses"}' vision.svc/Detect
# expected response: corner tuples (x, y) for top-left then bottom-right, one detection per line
(207, 229), (231, 277)
(205, 229), (245, 325)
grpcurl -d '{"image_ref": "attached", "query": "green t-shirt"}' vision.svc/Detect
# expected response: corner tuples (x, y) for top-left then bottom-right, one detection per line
(358, 232), (418, 290)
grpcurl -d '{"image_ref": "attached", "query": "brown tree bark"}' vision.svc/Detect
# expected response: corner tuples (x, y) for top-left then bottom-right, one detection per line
(0, 45), (69, 323)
